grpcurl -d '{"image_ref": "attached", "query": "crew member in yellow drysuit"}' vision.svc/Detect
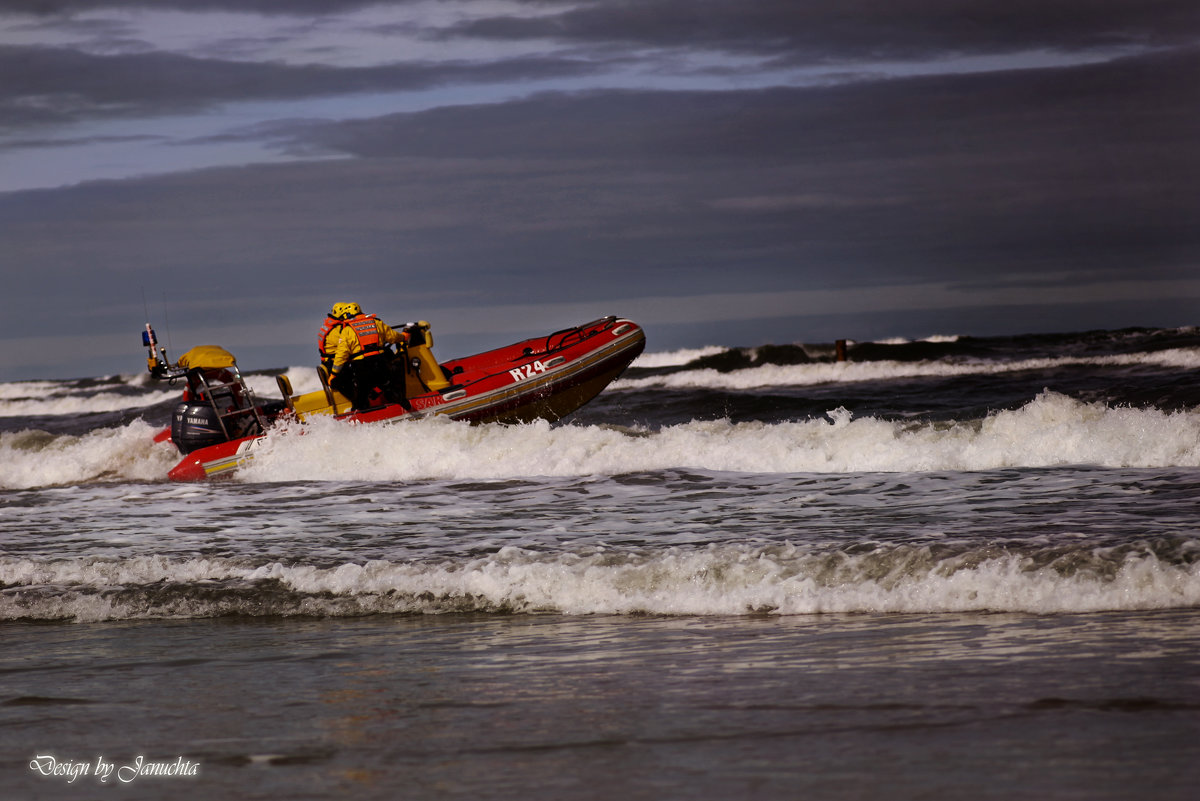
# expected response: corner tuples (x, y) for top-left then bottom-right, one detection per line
(317, 303), (351, 372)
(325, 302), (408, 410)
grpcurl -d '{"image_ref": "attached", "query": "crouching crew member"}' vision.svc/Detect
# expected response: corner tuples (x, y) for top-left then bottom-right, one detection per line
(325, 302), (409, 410)
(317, 303), (353, 372)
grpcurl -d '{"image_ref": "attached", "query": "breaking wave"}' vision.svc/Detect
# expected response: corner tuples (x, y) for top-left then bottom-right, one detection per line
(2, 391), (1199, 489)
(617, 348), (1200, 390)
(6, 327), (1199, 420)
(0, 371), (297, 420)
(631, 346), (729, 369)
(3, 538), (1197, 622)
(242, 390), (1200, 481)
(0, 421), (177, 488)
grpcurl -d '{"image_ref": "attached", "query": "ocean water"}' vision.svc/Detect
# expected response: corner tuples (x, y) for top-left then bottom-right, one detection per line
(2, 327), (1199, 799)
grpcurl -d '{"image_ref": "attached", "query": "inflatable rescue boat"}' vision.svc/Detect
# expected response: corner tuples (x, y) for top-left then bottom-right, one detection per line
(144, 316), (645, 481)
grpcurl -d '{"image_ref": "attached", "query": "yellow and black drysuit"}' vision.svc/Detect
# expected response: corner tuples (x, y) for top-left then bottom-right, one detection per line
(328, 313), (408, 410)
(317, 314), (345, 372)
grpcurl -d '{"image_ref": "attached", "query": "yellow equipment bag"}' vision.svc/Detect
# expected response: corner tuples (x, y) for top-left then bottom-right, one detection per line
(176, 345), (237, 371)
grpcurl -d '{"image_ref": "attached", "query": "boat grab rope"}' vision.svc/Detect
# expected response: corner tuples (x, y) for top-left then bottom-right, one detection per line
(531, 316), (616, 360)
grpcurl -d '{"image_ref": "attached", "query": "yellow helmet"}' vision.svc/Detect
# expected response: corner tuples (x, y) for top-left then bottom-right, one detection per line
(330, 302), (362, 320)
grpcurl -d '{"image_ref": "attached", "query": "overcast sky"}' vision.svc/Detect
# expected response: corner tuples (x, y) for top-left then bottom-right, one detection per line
(1, 0), (1197, 380)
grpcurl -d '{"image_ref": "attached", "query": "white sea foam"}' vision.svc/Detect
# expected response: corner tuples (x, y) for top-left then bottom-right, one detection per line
(3, 345), (1198, 418)
(632, 338), (962, 368)
(259, 544), (1200, 616)
(0, 371), (292, 419)
(0, 389), (181, 418)
(874, 335), (962, 345)
(0, 421), (178, 489)
(614, 348), (1200, 390)
(2, 543), (1196, 622)
(278, 366), (326, 395)
(0, 373), (167, 416)
(237, 391), (1200, 483)
(0, 380), (69, 401)
(3, 391), (1198, 489)
(632, 346), (728, 369)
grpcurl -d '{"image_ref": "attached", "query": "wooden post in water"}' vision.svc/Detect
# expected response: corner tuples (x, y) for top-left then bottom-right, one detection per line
(835, 339), (847, 362)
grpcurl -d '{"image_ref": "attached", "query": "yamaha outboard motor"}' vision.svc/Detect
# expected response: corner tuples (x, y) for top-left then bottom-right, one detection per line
(142, 336), (268, 455)
(170, 367), (263, 454)
(172, 400), (227, 454)
(142, 330), (273, 454)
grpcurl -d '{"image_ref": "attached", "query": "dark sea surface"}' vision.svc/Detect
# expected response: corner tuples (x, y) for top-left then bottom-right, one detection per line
(2, 327), (1199, 799)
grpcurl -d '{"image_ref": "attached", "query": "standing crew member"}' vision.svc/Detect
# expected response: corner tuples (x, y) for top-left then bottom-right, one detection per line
(327, 302), (409, 410)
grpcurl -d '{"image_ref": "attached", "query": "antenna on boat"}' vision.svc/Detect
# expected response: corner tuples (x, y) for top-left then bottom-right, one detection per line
(161, 291), (174, 355)
(141, 286), (174, 379)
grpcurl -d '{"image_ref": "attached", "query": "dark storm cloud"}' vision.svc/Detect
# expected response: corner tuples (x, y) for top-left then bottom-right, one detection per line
(4, 45), (1196, 324)
(279, 46), (1200, 281)
(10, 1), (1200, 61)
(447, 0), (1200, 61)
(6, 1), (1200, 135)
(0, 44), (602, 132)
(292, 46), (1200, 167)
(3, 0), (1199, 380)
(0, 0), (378, 14)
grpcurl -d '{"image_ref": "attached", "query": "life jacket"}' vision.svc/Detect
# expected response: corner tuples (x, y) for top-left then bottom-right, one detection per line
(317, 315), (344, 365)
(344, 313), (383, 359)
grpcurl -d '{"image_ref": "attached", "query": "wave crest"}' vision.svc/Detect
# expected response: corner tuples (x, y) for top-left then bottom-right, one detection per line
(239, 391), (1200, 482)
(2, 392), (1198, 488)
(3, 540), (1196, 622)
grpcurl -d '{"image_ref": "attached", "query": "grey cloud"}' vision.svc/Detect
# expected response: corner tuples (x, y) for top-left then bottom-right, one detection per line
(4, 0), (1197, 380)
(4, 46), (1196, 325)
(2, 132), (162, 150)
(447, 0), (1200, 62)
(0, 0), (379, 14)
(7, 11), (141, 42)
(7, 1), (1199, 137)
(285, 45), (1199, 230)
(0, 44), (603, 132)
(10, 1), (1200, 63)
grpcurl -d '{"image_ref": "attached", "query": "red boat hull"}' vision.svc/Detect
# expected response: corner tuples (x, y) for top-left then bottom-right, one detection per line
(165, 317), (645, 481)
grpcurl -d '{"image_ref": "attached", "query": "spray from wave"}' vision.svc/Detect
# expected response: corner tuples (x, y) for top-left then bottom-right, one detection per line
(1, 391), (1198, 489)
(238, 390), (1200, 483)
(0, 421), (176, 488)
